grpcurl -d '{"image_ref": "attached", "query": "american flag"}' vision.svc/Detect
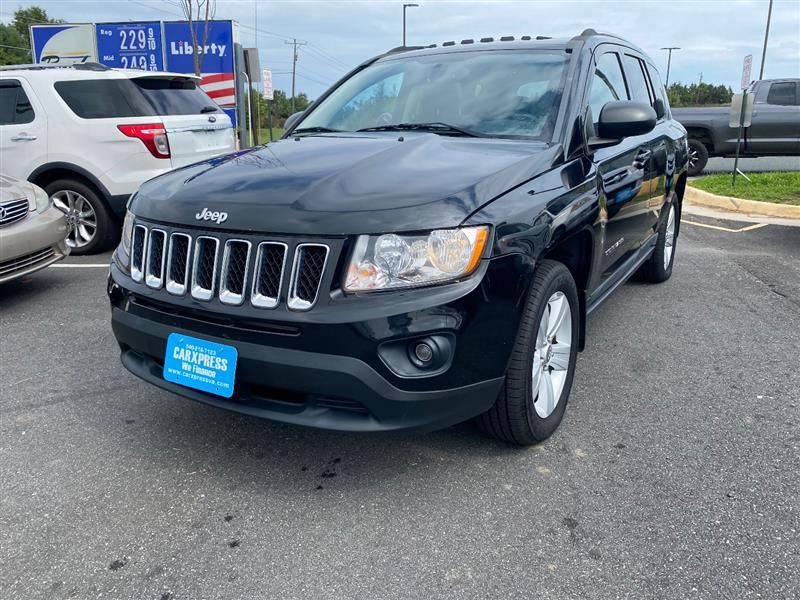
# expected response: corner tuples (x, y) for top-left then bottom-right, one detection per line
(199, 73), (236, 108)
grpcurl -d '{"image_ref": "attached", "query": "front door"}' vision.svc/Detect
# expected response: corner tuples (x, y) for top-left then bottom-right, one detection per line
(588, 50), (654, 285)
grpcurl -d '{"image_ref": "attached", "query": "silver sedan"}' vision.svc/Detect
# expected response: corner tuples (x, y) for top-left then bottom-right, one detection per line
(0, 174), (69, 284)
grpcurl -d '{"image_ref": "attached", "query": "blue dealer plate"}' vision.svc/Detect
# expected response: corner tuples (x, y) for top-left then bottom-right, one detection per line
(163, 333), (238, 398)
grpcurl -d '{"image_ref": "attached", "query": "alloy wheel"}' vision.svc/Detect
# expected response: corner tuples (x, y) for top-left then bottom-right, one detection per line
(688, 147), (698, 170)
(531, 291), (572, 419)
(52, 190), (97, 249)
(664, 204), (676, 270)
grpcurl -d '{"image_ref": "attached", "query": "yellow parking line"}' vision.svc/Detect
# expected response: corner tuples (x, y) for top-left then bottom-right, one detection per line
(683, 220), (769, 233)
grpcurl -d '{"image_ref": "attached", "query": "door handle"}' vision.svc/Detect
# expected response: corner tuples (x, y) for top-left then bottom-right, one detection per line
(11, 133), (37, 142)
(633, 149), (652, 169)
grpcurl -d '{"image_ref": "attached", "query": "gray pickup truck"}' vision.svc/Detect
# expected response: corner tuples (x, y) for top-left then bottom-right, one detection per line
(672, 78), (800, 175)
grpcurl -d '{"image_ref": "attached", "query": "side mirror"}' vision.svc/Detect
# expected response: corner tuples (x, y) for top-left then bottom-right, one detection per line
(284, 111), (305, 134)
(588, 101), (657, 150)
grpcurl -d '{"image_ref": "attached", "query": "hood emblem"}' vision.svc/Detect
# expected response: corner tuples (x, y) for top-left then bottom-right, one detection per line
(196, 207), (228, 224)
(208, 115), (217, 123)
(0, 206), (6, 220)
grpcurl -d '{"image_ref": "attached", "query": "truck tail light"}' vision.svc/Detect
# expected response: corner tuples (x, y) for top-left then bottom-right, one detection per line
(117, 123), (170, 159)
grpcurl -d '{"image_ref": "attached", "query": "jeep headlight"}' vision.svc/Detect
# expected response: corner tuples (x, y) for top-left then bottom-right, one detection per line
(33, 184), (51, 213)
(345, 226), (489, 292)
(121, 209), (134, 256)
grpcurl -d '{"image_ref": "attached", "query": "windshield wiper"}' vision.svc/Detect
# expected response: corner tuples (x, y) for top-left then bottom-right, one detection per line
(200, 106), (220, 114)
(292, 126), (344, 136)
(357, 122), (486, 137)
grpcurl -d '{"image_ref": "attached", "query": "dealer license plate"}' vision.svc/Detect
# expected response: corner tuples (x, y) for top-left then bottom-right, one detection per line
(163, 333), (238, 398)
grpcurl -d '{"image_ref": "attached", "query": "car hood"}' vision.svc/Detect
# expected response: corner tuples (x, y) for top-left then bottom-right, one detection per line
(131, 133), (561, 235)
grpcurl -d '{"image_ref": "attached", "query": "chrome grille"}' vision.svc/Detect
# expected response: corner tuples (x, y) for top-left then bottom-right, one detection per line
(288, 244), (329, 311)
(219, 240), (251, 306)
(166, 233), (191, 295)
(191, 236), (219, 301)
(145, 229), (166, 289)
(251, 242), (287, 309)
(129, 223), (330, 311)
(0, 197), (29, 227)
(0, 247), (55, 278)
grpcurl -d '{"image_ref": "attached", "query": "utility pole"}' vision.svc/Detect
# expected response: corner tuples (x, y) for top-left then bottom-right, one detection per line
(284, 38), (307, 114)
(402, 4), (419, 46)
(759, 0), (773, 79)
(660, 47), (680, 88)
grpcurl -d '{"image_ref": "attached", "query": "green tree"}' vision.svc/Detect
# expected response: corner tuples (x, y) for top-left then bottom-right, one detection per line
(667, 82), (733, 107)
(0, 6), (63, 66)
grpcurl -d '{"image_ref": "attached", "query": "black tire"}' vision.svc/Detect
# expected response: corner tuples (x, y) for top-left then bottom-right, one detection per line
(476, 260), (580, 445)
(637, 198), (678, 283)
(46, 178), (116, 255)
(686, 138), (708, 177)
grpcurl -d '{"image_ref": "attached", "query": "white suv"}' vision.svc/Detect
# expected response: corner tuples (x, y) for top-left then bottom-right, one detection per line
(0, 63), (236, 254)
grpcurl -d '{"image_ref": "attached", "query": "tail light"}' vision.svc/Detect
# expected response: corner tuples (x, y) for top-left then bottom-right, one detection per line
(117, 123), (170, 159)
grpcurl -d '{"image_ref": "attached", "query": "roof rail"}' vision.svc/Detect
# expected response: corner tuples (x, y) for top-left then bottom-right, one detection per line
(570, 28), (627, 43)
(0, 61), (111, 72)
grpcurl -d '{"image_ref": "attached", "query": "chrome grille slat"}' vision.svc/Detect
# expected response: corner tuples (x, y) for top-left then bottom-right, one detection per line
(191, 236), (219, 301)
(288, 243), (329, 311)
(166, 233), (191, 295)
(131, 224), (147, 282)
(219, 239), (252, 306)
(0, 198), (30, 227)
(145, 229), (166, 289)
(251, 242), (287, 309)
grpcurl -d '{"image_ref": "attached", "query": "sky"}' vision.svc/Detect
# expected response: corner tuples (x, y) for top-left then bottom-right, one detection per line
(2, 0), (799, 98)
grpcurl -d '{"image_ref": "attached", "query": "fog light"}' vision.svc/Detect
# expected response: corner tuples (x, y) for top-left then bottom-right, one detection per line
(414, 342), (434, 364)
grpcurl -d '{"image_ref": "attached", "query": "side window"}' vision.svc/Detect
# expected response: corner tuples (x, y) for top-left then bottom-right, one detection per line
(589, 52), (629, 125)
(766, 82), (798, 106)
(622, 54), (652, 103)
(55, 80), (154, 119)
(0, 80), (35, 125)
(645, 63), (671, 118)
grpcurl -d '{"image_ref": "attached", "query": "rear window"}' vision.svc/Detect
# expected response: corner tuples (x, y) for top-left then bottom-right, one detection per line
(54, 77), (220, 119)
(133, 77), (222, 115)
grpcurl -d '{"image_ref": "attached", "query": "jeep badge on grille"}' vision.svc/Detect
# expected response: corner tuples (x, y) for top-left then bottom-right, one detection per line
(195, 208), (228, 224)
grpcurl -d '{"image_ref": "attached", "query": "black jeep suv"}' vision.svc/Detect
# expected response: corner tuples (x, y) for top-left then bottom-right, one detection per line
(109, 29), (688, 445)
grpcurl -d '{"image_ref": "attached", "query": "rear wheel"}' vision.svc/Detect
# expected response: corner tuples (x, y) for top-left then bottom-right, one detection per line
(637, 200), (678, 283)
(47, 178), (116, 255)
(686, 138), (708, 176)
(477, 260), (579, 445)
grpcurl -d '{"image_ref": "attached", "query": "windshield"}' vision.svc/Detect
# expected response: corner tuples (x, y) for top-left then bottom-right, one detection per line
(298, 50), (570, 140)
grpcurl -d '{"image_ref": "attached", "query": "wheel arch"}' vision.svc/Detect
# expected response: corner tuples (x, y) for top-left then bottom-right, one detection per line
(685, 127), (714, 152)
(542, 227), (594, 352)
(28, 162), (112, 204)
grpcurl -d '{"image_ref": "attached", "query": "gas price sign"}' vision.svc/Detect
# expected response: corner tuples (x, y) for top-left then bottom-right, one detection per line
(96, 22), (164, 71)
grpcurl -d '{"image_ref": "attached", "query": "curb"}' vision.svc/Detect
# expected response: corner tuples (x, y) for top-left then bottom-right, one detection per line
(684, 186), (800, 219)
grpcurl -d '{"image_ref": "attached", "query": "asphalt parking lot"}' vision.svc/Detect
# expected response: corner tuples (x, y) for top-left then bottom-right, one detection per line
(1, 212), (798, 600)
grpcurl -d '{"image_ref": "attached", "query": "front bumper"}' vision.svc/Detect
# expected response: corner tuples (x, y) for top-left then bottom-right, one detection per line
(0, 207), (69, 284)
(108, 254), (532, 433)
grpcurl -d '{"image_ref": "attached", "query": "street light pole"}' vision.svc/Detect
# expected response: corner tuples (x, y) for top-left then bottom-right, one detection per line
(661, 47), (680, 88)
(759, 0), (773, 79)
(403, 3), (419, 46)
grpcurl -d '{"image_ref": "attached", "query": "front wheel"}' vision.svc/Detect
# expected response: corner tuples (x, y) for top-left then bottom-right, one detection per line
(477, 260), (579, 445)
